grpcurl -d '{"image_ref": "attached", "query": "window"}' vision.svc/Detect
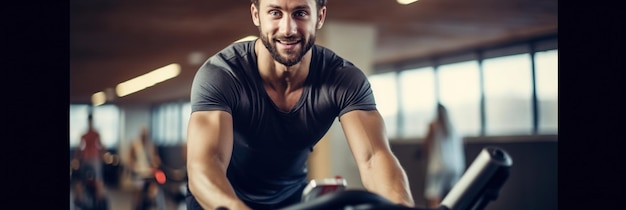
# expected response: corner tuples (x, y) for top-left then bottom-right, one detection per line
(152, 103), (180, 145)
(368, 72), (399, 138)
(69, 104), (120, 149)
(371, 37), (557, 139)
(483, 53), (533, 135)
(151, 101), (190, 145)
(92, 105), (121, 148)
(437, 60), (482, 137)
(69, 104), (90, 148)
(399, 67), (437, 138)
(535, 49), (558, 134)
(181, 102), (191, 142)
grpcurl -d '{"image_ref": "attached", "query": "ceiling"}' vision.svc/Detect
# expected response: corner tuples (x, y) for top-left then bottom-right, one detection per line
(70, 0), (558, 106)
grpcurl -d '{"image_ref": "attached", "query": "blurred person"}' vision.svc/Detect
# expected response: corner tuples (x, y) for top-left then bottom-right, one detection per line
(128, 126), (163, 210)
(422, 103), (466, 208)
(72, 113), (108, 207)
(185, 0), (415, 209)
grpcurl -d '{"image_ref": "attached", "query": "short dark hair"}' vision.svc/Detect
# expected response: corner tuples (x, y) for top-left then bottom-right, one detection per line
(250, 0), (327, 11)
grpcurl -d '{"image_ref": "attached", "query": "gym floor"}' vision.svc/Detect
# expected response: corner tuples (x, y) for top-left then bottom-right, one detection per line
(69, 181), (187, 210)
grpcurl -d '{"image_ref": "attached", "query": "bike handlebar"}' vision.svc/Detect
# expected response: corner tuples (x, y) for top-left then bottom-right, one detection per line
(278, 190), (448, 210)
(277, 147), (512, 210)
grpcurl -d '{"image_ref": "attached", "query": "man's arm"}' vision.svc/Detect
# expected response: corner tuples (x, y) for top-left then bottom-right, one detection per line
(186, 110), (251, 210)
(339, 110), (415, 207)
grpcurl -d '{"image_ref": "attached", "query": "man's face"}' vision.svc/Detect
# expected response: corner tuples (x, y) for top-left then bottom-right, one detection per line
(252, 0), (326, 66)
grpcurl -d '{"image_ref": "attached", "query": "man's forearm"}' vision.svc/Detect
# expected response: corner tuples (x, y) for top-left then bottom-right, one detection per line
(187, 162), (251, 210)
(361, 152), (415, 207)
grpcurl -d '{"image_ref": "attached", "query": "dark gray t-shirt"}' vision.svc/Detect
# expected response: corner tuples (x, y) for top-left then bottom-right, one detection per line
(189, 40), (377, 207)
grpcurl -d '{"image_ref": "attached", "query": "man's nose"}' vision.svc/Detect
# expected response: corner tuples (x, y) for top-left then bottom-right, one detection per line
(279, 16), (297, 37)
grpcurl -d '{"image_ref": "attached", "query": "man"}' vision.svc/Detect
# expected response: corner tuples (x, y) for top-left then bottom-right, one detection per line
(128, 126), (163, 210)
(72, 113), (108, 206)
(186, 0), (415, 209)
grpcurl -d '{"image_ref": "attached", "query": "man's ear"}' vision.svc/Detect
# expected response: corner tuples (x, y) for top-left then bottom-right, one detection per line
(251, 3), (260, 26)
(316, 6), (327, 29)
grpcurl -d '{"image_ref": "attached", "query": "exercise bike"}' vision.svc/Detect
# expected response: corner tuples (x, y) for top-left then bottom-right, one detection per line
(71, 161), (109, 210)
(280, 146), (513, 210)
(158, 164), (188, 209)
(133, 167), (167, 210)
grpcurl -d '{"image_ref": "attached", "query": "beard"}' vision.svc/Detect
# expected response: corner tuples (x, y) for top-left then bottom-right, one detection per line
(259, 32), (315, 67)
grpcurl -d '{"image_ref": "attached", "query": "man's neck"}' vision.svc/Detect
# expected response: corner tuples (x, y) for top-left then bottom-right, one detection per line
(255, 39), (311, 93)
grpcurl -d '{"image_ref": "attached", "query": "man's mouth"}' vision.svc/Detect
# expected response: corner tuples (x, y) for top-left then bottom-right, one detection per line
(276, 39), (300, 45)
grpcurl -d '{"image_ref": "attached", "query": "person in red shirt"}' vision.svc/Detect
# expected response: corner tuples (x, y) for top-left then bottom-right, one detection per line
(72, 113), (108, 205)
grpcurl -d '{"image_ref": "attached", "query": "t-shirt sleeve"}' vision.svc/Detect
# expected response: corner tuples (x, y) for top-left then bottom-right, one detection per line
(334, 66), (377, 117)
(189, 64), (239, 114)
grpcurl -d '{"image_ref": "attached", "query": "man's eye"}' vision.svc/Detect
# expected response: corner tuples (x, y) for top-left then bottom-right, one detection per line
(294, 11), (308, 17)
(269, 10), (281, 17)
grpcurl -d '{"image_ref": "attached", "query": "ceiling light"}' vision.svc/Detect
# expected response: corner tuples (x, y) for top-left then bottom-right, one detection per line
(397, 0), (418, 5)
(90, 88), (116, 106)
(91, 91), (107, 106)
(115, 63), (181, 97)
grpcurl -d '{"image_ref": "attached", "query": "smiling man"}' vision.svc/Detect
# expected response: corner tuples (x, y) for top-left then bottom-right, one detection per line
(185, 0), (415, 209)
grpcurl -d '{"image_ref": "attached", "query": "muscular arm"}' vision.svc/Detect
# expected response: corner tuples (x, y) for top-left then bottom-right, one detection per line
(340, 110), (415, 207)
(186, 110), (251, 210)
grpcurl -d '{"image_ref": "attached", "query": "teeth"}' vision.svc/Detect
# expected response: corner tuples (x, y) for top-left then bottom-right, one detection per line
(279, 40), (298, 45)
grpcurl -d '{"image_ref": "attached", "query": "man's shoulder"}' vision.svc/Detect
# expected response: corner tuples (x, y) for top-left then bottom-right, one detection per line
(312, 45), (360, 72)
(211, 41), (254, 62)
(313, 44), (339, 60)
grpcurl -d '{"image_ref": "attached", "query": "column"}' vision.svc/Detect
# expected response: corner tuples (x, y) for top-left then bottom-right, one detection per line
(307, 21), (377, 190)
